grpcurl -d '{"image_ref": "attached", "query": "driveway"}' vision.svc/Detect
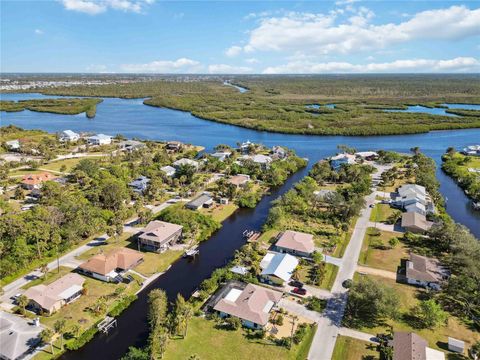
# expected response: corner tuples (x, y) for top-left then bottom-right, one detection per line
(338, 327), (378, 343)
(308, 163), (391, 360)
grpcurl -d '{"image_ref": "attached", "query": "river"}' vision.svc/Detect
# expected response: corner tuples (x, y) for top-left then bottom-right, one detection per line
(1, 93), (479, 359)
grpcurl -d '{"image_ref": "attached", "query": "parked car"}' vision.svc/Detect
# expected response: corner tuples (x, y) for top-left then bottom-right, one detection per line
(292, 287), (307, 296)
(369, 204), (375, 208)
(289, 280), (304, 288)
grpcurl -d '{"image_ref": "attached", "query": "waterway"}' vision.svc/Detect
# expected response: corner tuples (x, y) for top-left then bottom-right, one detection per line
(223, 81), (248, 93)
(1, 93), (479, 359)
(383, 103), (480, 117)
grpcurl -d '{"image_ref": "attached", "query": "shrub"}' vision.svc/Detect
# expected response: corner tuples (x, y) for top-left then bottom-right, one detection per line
(108, 294), (137, 317)
(65, 326), (98, 351)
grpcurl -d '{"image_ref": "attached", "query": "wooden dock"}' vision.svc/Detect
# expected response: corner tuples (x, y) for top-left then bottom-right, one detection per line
(243, 229), (261, 242)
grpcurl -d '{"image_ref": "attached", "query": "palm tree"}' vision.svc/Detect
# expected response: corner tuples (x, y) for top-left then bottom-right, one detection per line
(40, 328), (54, 354)
(40, 264), (49, 280)
(54, 319), (66, 350)
(182, 305), (193, 338)
(70, 324), (81, 338)
(17, 295), (29, 315)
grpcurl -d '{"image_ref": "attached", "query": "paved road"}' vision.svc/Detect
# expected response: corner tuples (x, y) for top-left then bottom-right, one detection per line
(308, 164), (390, 360)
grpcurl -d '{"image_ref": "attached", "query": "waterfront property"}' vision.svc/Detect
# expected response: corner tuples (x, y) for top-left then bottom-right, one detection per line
(260, 252), (299, 286)
(78, 248), (144, 282)
(211, 281), (283, 329)
(138, 220), (183, 252)
(0, 311), (43, 360)
(21, 172), (56, 190)
(119, 139), (145, 152)
(211, 151), (232, 161)
(58, 129), (80, 142)
(166, 141), (183, 152)
(271, 146), (287, 159)
(274, 230), (315, 257)
(405, 253), (448, 290)
(128, 176), (150, 194)
(186, 193), (213, 210)
(355, 151), (379, 161)
(239, 154), (273, 168)
(401, 212), (433, 233)
(462, 144), (480, 156)
(87, 133), (112, 146)
(23, 273), (85, 315)
(393, 184), (435, 216)
(330, 153), (356, 171)
(391, 332), (445, 360)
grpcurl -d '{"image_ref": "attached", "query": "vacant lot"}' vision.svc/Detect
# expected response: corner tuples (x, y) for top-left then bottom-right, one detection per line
(332, 336), (379, 360)
(359, 228), (407, 272)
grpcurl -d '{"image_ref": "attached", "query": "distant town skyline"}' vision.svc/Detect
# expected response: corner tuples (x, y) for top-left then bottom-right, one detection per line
(1, 0), (480, 73)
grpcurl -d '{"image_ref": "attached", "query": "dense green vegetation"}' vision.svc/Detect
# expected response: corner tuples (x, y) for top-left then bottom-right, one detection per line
(0, 98), (102, 118)
(26, 74), (480, 135)
(442, 149), (480, 202)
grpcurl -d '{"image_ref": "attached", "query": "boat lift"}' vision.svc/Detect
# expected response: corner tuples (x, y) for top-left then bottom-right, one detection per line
(97, 316), (117, 334)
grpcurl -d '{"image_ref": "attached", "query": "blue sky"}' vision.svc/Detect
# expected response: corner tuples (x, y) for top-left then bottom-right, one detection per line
(1, 0), (479, 73)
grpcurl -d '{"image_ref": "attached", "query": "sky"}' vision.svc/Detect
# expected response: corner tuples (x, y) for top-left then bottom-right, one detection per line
(1, 0), (480, 74)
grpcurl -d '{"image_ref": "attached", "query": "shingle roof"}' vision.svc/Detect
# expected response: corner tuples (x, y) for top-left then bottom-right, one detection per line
(79, 248), (143, 276)
(139, 220), (183, 245)
(275, 230), (315, 254)
(401, 212), (432, 231)
(213, 283), (282, 326)
(406, 254), (445, 283)
(393, 332), (427, 360)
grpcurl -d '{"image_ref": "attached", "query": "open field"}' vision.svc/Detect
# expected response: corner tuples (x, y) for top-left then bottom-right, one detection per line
(163, 316), (316, 360)
(354, 274), (480, 354)
(25, 75), (480, 136)
(332, 336), (379, 360)
(359, 228), (406, 272)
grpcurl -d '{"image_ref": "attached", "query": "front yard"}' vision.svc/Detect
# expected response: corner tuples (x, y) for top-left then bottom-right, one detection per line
(369, 204), (397, 223)
(163, 316), (316, 360)
(297, 262), (339, 291)
(358, 228), (406, 272)
(332, 336), (379, 360)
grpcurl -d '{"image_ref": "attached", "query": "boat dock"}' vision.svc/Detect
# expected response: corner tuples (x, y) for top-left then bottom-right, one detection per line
(183, 247), (199, 258)
(242, 229), (261, 242)
(97, 316), (117, 334)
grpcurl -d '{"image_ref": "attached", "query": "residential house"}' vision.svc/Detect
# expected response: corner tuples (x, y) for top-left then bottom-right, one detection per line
(355, 151), (379, 161)
(87, 134), (112, 146)
(271, 146), (287, 159)
(239, 140), (254, 154)
(227, 174), (250, 188)
(160, 165), (176, 177)
(211, 151), (232, 162)
(166, 141), (183, 152)
(274, 230), (315, 257)
(128, 176), (150, 194)
(173, 158), (199, 169)
(138, 220), (183, 252)
(239, 154), (273, 168)
(330, 153), (356, 171)
(21, 172), (56, 190)
(5, 139), (21, 151)
(394, 184), (435, 215)
(23, 273), (85, 315)
(405, 253), (448, 290)
(401, 212), (433, 233)
(391, 332), (445, 360)
(212, 281), (282, 329)
(260, 252), (299, 286)
(186, 193), (213, 210)
(0, 311), (43, 360)
(313, 189), (335, 200)
(58, 130), (80, 142)
(78, 248), (144, 282)
(119, 140), (145, 152)
(462, 145), (480, 156)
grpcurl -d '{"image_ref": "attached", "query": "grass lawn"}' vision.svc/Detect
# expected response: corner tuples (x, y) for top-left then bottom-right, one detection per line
(21, 266), (73, 290)
(354, 274), (480, 353)
(297, 262), (338, 291)
(256, 229), (280, 246)
(41, 156), (103, 173)
(369, 204), (397, 223)
(333, 216), (358, 258)
(200, 203), (239, 223)
(332, 336), (379, 360)
(75, 233), (134, 261)
(164, 317), (316, 360)
(358, 228), (406, 272)
(378, 178), (409, 193)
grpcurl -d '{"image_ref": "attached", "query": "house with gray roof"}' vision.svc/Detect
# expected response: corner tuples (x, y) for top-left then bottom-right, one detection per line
(401, 212), (433, 234)
(59, 130), (80, 142)
(87, 134), (112, 146)
(392, 331), (445, 360)
(186, 193), (213, 210)
(128, 176), (150, 194)
(260, 252), (299, 286)
(405, 254), (448, 290)
(0, 311), (43, 360)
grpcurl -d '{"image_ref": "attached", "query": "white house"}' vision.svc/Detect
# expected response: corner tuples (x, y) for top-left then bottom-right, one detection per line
(160, 165), (176, 177)
(330, 153), (356, 171)
(173, 158), (199, 169)
(211, 151), (232, 162)
(59, 130), (80, 142)
(260, 252), (299, 286)
(87, 134), (113, 146)
(5, 139), (20, 151)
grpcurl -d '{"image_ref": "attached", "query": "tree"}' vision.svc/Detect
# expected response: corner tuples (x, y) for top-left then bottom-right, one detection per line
(54, 319), (66, 350)
(411, 299), (447, 329)
(40, 263), (49, 280)
(14, 186), (25, 200)
(121, 346), (149, 360)
(70, 324), (81, 339)
(40, 328), (55, 354)
(225, 316), (241, 330)
(17, 295), (29, 315)
(388, 237), (399, 249)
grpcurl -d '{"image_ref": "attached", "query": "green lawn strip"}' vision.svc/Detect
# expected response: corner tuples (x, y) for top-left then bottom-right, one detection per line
(358, 228), (406, 272)
(256, 229), (280, 246)
(333, 216), (358, 258)
(163, 317), (314, 360)
(319, 263), (339, 291)
(332, 335), (379, 360)
(369, 204), (396, 222)
(134, 250), (183, 277)
(8, 169), (56, 177)
(354, 274), (480, 352)
(21, 266), (73, 290)
(200, 203), (239, 223)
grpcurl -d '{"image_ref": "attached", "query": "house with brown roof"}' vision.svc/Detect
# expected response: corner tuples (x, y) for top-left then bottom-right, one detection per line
(392, 332), (445, 360)
(212, 282), (282, 329)
(21, 172), (56, 190)
(138, 220), (183, 252)
(23, 273), (85, 315)
(227, 174), (250, 188)
(401, 212), (434, 234)
(78, 248), (144, 282)
(274, 230), (315, 257)
(405, 254), (449, 290)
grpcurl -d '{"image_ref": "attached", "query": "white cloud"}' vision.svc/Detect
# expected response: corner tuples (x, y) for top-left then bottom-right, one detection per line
(120, 58), (202, 73)
(225, 46), (243, 57)
(262, 57), (480, 74)
(208, 64), (253, 74)
(245, 58), (259, 64)
(34, 29), (44, 35)
(238, 5), (480, 56)
(60, 0), (154, 15)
